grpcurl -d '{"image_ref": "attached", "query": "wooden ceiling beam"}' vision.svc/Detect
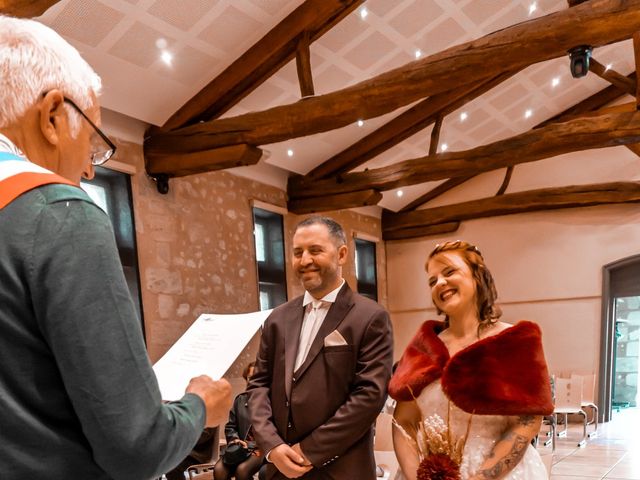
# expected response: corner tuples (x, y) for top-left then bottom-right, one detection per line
(404, 72), (637, 211)
(159, 0), (362, 131)
(399, 176), (473, 213)
(589, 58), (636, 95)
(383, 222), (461, 241)
(382, 182), (640, 234)
(403, 73), (639, 212)
(288, 110), (640, 200)
(145, 144), (263, 178)
(0, 0), (59, 17)
(145, 0), (640, 155)
(307, 71), (515, 180)
(287, 189), (382, 214)
(537, 72), (636, 128)
(628, 143), (640, 156)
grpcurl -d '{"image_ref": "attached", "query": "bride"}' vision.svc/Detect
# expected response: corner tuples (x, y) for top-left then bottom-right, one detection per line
(389, 241), (553, 480)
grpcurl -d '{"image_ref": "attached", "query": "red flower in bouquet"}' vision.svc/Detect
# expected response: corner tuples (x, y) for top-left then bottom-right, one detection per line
(393, 397), (472, 480)
(417, 452), (461, 480)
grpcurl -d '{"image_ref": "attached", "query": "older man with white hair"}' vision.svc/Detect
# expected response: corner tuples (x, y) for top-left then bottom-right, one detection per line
(0, 15), (231, 480)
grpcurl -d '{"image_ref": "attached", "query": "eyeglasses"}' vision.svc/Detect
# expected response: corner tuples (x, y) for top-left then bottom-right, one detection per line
(63, 97), (116, 166)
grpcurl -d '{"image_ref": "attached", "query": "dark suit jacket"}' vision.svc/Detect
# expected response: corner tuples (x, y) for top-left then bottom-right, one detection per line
(247, 283), (393, 480)
(225, 392), (252, 443)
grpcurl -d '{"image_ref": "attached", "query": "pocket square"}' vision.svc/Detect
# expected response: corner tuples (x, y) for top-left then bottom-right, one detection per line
(324, 329), (348, 347)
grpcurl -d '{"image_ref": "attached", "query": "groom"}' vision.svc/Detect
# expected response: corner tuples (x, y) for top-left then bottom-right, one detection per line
(248, 216), (393, 479)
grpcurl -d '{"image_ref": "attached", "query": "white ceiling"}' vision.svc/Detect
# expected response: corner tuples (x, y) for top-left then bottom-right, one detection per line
(38, 0), (638, 212)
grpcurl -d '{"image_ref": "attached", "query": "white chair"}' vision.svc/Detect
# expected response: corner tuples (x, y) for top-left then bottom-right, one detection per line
(539, 375), (556, 450)
(572, 373), (598, 438)
(553, 376), (587, 447)
(374, 412), (399, 479)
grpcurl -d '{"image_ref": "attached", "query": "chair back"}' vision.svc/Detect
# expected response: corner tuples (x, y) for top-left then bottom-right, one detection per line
(554, 376), (583, 411)
(374, 412), (394, 451)
(573, 373), (596, 404)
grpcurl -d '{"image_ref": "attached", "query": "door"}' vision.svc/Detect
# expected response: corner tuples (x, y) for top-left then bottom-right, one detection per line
(600, 255), (640, 422)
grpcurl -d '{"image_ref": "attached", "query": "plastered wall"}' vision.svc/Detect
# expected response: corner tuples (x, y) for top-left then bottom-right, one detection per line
(386, 204), (640, 381)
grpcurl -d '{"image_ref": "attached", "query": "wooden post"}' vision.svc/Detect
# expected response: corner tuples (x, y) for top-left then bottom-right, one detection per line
(429, 115), (443, 156)
(296, 31), (315, 97)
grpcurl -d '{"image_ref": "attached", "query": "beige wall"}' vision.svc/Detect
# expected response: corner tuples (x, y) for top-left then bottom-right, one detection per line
(110, 138), (386, 381)
(386, 204), (640, 384)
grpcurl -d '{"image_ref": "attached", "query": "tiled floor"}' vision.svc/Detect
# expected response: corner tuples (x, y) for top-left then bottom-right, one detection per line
(536, 408), (640, 479)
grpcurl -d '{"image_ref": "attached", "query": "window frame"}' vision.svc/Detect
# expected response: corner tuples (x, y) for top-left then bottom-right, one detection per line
(353, 232), (379, 302)
(251, 201), (288, 311)
(81, 165), (145, 335)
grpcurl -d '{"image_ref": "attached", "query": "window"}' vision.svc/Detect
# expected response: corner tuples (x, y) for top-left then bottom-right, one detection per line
(355, 238), (378, 301)
(252, 207), (287, 310)
(81, 166), (144, 330)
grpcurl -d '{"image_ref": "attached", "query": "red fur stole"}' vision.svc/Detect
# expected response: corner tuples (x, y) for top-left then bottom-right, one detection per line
(389, 321), (554, 416)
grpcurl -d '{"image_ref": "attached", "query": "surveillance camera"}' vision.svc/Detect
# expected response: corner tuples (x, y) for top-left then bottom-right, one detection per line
(568, 45), (592, 78)
(154, 174), (170, 194)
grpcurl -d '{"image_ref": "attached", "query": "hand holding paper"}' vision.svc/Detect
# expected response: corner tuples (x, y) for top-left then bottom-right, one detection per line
(186, 375), (232, 427)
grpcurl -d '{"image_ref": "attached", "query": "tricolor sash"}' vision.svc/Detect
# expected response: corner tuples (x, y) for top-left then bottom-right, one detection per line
(0, 152), (75, 209)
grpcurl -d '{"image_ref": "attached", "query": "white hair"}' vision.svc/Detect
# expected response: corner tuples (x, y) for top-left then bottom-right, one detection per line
(0, 15), (102, 137)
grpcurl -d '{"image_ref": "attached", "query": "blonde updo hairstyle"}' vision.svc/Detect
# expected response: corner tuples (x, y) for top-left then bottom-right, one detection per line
(427, 240), (502, 333)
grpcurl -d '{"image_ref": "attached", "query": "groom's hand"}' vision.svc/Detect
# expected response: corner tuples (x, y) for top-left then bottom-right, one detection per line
(269, 444), (313, 478)
(292, 443), (312, 466)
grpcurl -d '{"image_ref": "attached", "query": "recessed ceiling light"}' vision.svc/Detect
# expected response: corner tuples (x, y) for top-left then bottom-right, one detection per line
(441, 143), (448, 152)
(605, 63), (612, 71)
(357, 119), (364, 127)
(397, 190), (404, 197)
(160, 50), (173, 66)
(415, 49), (422, 59)
(528, 2), (537, 15)
(287, 149), (294, 157)
(525, 109), (533, 119)
(460, 112), (468, 121)
(551, 77), (560, 87)
(360, 7), (368, 19)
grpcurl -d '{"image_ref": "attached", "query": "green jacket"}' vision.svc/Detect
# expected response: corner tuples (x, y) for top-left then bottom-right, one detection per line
(0, 183), (204, 479)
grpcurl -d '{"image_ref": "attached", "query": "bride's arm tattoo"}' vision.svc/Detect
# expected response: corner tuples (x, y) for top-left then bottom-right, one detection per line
(473, 415), (536, 479)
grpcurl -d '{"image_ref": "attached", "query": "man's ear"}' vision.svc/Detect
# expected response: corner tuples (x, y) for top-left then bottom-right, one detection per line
(39, 90), (66, 147)
(337, 244), (348, 266)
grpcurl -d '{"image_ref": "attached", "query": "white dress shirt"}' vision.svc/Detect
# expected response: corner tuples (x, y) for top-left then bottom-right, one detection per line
(294, 279), (345, 371)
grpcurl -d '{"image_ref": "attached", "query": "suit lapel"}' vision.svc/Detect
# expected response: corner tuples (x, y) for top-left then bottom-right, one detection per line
(293, 283), (355, 380)
(284, 297), (305, 401)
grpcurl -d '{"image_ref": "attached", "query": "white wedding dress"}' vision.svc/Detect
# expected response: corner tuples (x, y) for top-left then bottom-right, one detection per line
(399, 381), (548, 480)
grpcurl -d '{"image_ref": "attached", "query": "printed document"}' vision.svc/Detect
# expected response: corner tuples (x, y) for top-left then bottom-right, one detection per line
(153, 310), (271, 400)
